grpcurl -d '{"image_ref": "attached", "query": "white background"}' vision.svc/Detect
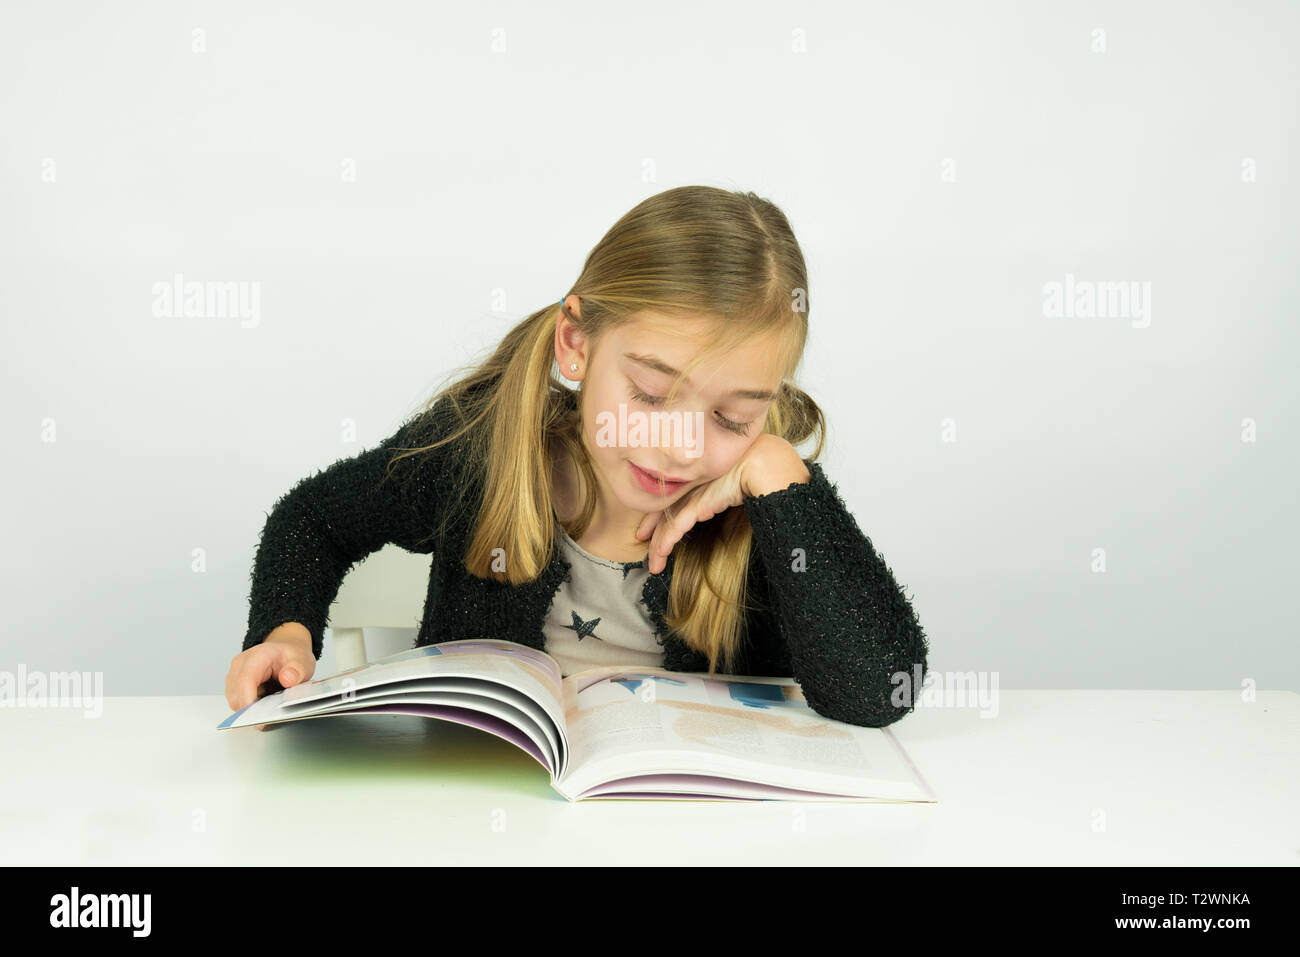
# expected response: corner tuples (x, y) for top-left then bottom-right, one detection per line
(2, 1), (1295, 694)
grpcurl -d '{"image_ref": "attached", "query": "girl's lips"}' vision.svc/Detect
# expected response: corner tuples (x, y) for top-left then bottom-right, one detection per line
(629, 461), (687, 494)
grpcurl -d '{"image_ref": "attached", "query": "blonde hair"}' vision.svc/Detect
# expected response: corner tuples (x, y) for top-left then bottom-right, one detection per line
(387, 185), (825, 675)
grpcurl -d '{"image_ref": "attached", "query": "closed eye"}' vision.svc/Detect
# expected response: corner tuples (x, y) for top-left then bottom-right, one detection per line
(627, 382), (751, 436)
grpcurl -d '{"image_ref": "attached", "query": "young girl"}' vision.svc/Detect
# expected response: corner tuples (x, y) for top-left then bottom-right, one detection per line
(225, 185), (929, 729)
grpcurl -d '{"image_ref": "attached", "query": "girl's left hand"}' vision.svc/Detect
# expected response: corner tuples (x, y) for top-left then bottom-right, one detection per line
(634, 434), (811, 574)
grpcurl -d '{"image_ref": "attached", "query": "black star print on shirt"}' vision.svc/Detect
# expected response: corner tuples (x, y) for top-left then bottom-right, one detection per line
(566, 610), (603, 641)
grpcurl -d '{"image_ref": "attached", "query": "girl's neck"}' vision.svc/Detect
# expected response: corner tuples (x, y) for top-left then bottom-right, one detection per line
(550, 445), (650, 564)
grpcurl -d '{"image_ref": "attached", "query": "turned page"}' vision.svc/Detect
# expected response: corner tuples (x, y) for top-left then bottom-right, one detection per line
(219, 639), (566, 736)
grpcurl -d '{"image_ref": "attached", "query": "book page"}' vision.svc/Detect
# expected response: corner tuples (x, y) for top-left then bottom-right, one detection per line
(218, 640), (564, 741)
(281, 639), (562, 708)
(560, 668), (922, 796)
(279, 680), (562, 775)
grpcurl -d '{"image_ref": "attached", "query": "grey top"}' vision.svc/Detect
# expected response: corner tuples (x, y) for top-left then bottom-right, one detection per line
(542, 517), (664, 677)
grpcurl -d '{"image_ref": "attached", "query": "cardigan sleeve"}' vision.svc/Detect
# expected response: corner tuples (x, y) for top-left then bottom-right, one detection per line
(239, 404), (461, 661)
(738, 459), (929, 728)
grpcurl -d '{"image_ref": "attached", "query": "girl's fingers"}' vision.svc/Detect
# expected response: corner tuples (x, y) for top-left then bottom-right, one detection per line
(635, 510), (659, 541)
(650, 502), (696, 572)
(644, 477), (744, 573)
(648, 525), (665, 572)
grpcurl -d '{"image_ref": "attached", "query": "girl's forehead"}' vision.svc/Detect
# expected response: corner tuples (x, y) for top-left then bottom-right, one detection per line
(612, 323), (786, 397)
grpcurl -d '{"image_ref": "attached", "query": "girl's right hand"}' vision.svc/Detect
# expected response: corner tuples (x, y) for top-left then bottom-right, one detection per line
(225, 623), (317, 730)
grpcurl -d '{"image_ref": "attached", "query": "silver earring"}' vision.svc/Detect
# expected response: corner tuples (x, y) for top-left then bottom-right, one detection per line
(570, 363), (578, 372)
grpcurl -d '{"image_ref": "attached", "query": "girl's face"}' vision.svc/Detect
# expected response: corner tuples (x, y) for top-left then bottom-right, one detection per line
(556, 306), (787, 516)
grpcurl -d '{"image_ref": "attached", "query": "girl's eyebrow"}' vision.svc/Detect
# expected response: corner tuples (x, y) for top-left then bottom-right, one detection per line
(623, 352), (777, 401)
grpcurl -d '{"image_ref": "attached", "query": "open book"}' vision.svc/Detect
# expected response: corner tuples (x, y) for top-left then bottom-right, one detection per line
(217, 638), (936, 803)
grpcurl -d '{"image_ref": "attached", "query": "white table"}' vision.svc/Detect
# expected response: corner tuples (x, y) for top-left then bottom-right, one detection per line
(3, 691), (1295, 865)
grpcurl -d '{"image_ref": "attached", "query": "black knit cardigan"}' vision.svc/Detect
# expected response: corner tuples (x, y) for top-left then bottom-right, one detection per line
(242, 400), (930, 727)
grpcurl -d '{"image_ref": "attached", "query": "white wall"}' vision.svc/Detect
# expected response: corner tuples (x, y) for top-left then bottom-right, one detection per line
(2, 0), (1295, 694)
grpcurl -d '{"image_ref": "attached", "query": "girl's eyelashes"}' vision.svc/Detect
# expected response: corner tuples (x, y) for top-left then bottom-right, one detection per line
(626, 382), (751, 436)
